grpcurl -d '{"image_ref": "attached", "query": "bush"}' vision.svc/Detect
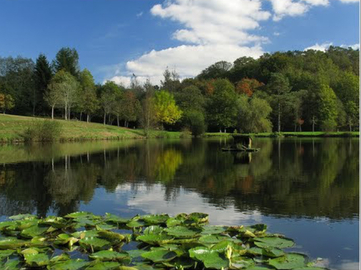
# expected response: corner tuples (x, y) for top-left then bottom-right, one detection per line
(20, 120), (62, 142)
(182, 110), (206, 137)
(180, 128), (192, 138)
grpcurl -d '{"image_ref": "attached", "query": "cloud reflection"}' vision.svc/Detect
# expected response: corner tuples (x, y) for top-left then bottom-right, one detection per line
(115, 183), (263, 225)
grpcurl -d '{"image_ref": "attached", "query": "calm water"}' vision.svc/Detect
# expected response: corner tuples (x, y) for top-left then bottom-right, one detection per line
(0, 138), (358, 269)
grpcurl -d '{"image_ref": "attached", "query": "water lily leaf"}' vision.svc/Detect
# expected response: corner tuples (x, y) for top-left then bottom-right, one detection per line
(211, 240), (243, 254)
(54, 234), (79, 247)
(137, 234), (173, 245)
(250, 224), (268, 235)
(248, 247), (285, 258)
(72, 230), (99, 239)
(9, 214), (37, 221)
(189, 247), (229, 269)
(201, 225), (227, 235)
(40, 216), (67, 228)
(0, 258), (21, 270)
(254, 237), (294, 249)
(164, 226), (200, 238)
(0, 221), (16, 231)
(16, 219), (38, 230)
(104, 213), (129, 224)
(126, 220), (145, 228)
(0, 249), (15, 260)
(21, 248), (39, 255)
(166, 217), (184, 227)
(95, 224), (117, 230)
(86, 261), (120, 270)
(162, 256), (194, 269)
(50, 253), (71, 263)
(143, 225), (164, 235)
(245, 266), (274, 270)
(126, 249), (146, 259)
(142, 248), (178, 263)
(21, 224), (49, 238)
(269, 253), (307, 269)
(65, 212), (96, 219)
(231, 257), (255, 269)
(24, 253), (50, 267)
(187, 212), (209, 224)
(199, 234), (230, 245)
(0, 238), (27, 249)
(89, 250), (129, 261)
(97, 230), (126, 244)
(79, 237), (110, 250)
(142, 214), (169, 225)
(51, 259), (89, 270)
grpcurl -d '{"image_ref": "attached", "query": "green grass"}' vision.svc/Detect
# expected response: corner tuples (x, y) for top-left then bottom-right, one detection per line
(0, 114), (186, 143)
(204, 131), (359, 138)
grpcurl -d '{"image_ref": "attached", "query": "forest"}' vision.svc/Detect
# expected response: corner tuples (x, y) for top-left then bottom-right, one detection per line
(0, 46), (359, 135)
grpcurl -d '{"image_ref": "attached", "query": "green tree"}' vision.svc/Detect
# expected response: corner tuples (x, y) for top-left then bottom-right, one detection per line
(266, 73), (292, 132)
(206, 79), (238, 132)
(161, 67), (181, 92)
(318, 84), (338, 131)
(78, 69), (98, 122)
(33, 54), (52, 115)
(99, 81), (120, 125)
(153, 90), (182, 127)
(45, 70), (79, 120)
(237, 95), (272, 133)
(197, 61), (232, 80)
(0, 93), (15, 114)
(140, 80), (157, 136)
(53, 47), (80, 78)
(182, 110), (206, 136)
(119, 91), (141, 128)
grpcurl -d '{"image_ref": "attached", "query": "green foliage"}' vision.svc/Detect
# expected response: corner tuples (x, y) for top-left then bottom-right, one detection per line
(318, 84), (338, 131)
(153, 90), (182, 126)
(182, 110), (206, 136)
(53, 47), (80, 77)
(206, 79), (238, 130)
(0, 93), (15, 113)
(237, 95), (272, 133)
(0, 212), (327, 270)
(34, 54), (52, 114)
(78, 69), (99, 120)
(19, 120), (62, 142)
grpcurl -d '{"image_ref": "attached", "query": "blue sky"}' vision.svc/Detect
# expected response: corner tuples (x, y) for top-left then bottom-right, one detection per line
(0, 0), (359, 85)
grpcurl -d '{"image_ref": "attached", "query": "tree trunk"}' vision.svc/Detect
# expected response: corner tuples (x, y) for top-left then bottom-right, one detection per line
(51, 106), (54, 119)
(68, 107), (71, 120)
(312, 116), (315, 132)
(278, 102), (281, 133)
(64, 106), (67, 120)
(87, 114), (90, 123)
(117, 116), (120, 127)
(80, 112), (82, 121)
(103, 112), (106, 125)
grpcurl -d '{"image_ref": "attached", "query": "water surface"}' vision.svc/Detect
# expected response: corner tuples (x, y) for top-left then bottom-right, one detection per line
(0, 138), (358, 269)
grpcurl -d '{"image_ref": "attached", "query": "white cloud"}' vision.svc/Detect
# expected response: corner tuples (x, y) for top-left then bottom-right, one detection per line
(338, 0), (359, 3)
(304, 42), (333, 51)
(268, 0), (329, 21)
(136, 11), (144, 17)
(106, 0), (358, 85)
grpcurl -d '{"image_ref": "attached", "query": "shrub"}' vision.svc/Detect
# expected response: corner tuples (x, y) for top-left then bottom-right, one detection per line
(20, 120), (62, 142)
(182, 110), (206, 137)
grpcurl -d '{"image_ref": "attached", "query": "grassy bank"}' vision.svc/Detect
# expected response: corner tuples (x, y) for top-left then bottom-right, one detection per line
(0, 114), (183, 143)
(204, 131), (359, 138)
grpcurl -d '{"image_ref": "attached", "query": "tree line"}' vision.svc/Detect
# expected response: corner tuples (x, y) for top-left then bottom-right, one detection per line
(0, 46), (359, 134)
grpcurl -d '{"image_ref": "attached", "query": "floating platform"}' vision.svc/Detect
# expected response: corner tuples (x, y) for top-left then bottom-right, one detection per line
(221, 147), (260, 152)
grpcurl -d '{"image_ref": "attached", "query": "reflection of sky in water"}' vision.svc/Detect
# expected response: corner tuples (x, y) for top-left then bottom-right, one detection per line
(79, 183), (359, 270)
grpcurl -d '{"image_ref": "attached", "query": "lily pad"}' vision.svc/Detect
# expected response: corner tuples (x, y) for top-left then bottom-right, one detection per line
(189, 246), (229, 269)
(86, 261), (120, 270)
(164, 226), (200, 238)
(254, 236), (295, 249)
(79, 237), (110, 250)
(0, 249), (14, 260)
(0, 238), (26, 249)
(142, 248), (178, 263)
(51, 259), (89, 270)
(89, 250), (129, 261)
(9, 214), (37, 221)
(136, 234), (173, 245)
(21, 224), (49, 238)
(24, 253), (50, 267)
(143, 214), (169, 225)
(269, 253), (307, 269)
(104, 213), (129, 224)
(201, 225), (227, 235)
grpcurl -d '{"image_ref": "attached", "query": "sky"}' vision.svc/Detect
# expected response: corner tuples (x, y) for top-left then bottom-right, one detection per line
(0, 0), (359, 85)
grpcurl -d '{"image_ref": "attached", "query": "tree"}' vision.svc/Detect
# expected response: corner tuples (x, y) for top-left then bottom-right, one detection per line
(197, 61), (232, 80)
(318, 84), (338, 131)
(235, 78), (264, 96)
(34, 54), (52, 115)
(140, 80), (157, 135)
(53, 47), (80, 78)
(78, 69), (98, 122)
(0, 93), (15, 114)
(119, 91), (141, 128)
(99, 81), (121, 125)
(161, 67), (181, 92)
(206, 79), (238, 132)
(266, 73), (292, 132)
(182, 110), (206, 136)
(45, 70), (79, 120)
(153, 90), (182, 127)
(237, 95), (272, 133)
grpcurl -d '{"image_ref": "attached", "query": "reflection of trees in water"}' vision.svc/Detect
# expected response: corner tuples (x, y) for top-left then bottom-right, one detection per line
(0, 138), (358, 219)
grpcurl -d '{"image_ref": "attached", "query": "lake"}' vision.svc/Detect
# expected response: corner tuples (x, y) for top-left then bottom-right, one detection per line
(0, 137), (358, 269)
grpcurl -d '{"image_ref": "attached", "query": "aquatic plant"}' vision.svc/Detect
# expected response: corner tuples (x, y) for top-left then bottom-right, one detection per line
(0, 212), (327, 269)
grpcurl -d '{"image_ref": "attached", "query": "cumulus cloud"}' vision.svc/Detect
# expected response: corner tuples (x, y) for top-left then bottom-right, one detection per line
(106, 0), (358, 86)
(304, 42), (333, 51)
